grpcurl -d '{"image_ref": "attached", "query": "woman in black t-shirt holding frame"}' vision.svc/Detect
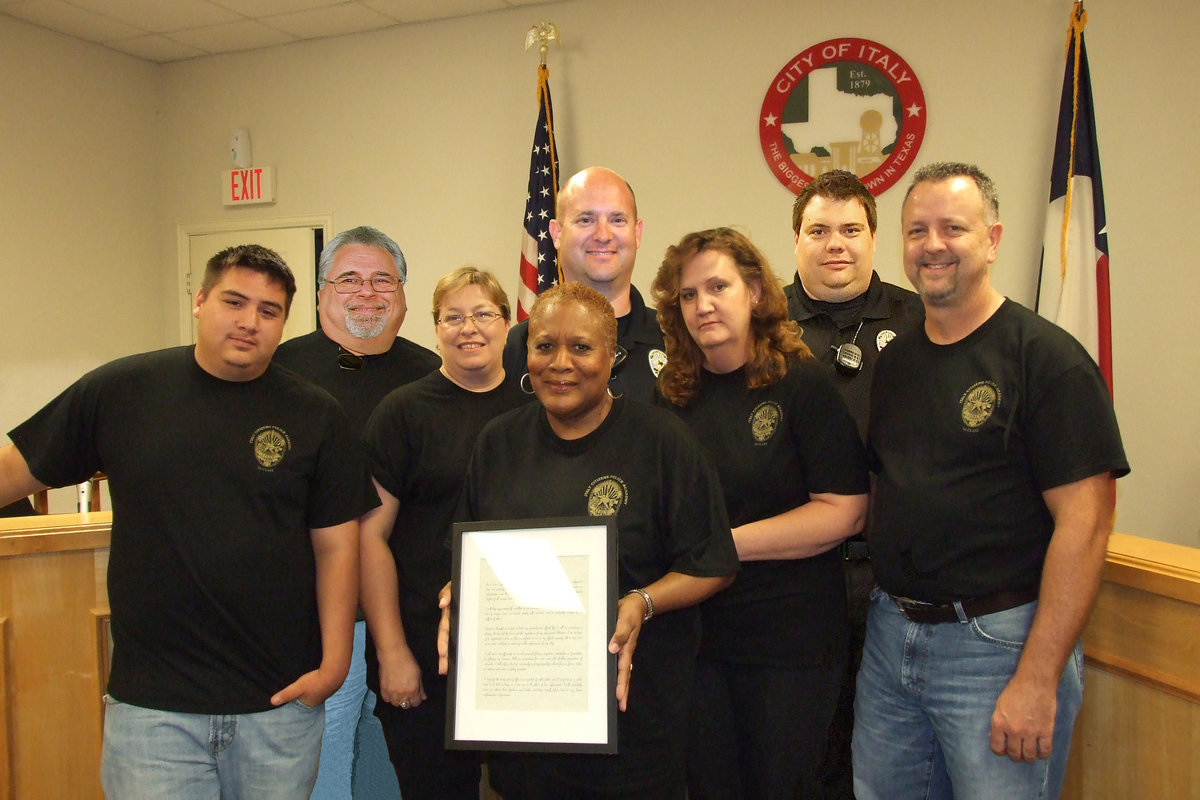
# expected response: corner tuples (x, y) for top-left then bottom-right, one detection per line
(437, 283), (740, 800)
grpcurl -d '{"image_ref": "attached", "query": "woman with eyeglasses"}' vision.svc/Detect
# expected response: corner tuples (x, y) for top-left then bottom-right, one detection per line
(436, 282), (739, 800)
(651, 228), (868, 800)
(359, 266), (529, 800)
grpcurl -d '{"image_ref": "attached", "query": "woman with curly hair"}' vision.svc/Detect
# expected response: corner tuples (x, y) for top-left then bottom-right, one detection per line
(652, 227), (868, 800)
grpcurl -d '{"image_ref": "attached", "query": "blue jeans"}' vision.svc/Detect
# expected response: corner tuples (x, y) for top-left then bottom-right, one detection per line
(100, 695), (324, 799)
(311, 620), (402, 799)
(853, 587), (1083, 800)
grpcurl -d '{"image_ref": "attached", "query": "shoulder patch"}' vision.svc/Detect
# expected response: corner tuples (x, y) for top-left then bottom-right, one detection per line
(648, 349), (668, 378)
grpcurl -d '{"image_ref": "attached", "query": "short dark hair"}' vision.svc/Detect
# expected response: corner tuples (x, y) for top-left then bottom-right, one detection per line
(792, 170), (877, 234)
(529, 282), (617, 355)
(202, 244), (297, 315)
(903, 162), (1000, 223)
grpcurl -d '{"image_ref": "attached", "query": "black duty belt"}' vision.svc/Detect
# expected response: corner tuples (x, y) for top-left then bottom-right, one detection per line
(889, 586), (1039, 624)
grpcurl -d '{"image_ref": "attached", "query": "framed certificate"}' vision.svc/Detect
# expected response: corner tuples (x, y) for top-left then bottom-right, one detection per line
(446, 516), (618, 753)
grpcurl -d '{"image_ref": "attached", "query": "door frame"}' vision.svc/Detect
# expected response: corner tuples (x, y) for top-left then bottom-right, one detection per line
(176, 214), (333, 344)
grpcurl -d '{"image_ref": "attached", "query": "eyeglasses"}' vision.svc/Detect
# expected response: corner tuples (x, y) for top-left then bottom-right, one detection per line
(327, 274), (400, 294)
(337, 347), (364, 371)
(437, 311), (504, 328)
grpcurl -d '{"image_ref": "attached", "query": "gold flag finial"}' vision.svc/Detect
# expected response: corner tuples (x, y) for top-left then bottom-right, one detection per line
(524, 20), (560, 66)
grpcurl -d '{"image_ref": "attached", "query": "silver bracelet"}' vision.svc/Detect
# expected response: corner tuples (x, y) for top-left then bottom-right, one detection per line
(625, 588), (654, 623)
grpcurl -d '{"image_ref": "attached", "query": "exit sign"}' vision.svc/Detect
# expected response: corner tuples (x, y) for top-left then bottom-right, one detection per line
(223, 166), (276, 206)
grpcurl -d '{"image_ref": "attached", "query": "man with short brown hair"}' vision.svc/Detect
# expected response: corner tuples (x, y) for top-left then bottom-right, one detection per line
(855, 162), (1128, 800)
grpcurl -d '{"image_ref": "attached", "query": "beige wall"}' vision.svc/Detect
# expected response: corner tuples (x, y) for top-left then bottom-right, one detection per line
(0, 18), (162, 432)
(3, 0), (1198, 546)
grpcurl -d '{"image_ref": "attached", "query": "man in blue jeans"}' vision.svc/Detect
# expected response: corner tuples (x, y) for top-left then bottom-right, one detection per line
(857, 163), (1128, 800)
(0, 245), (374, 798)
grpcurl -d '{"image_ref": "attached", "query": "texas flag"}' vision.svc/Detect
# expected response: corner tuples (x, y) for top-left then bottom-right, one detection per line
(1037, 1), (1112, 394)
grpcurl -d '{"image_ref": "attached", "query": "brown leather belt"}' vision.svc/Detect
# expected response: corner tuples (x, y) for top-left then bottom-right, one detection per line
(889, 586), (1039, 624)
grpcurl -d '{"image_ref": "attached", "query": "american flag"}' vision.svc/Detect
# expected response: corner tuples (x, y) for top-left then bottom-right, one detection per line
(517, 63), (560, 321)
(1037, 1), (1112, 394)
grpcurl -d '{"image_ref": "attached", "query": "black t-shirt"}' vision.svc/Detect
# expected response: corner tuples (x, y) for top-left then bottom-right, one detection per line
(9, 346), (379, 713)
(461, 397), (739, 791)
(867, 300), (1129, 602)
(785, 271), (925, 441)
(0, 497), (35, 517)
(274, 328), (439, 432)
(362, 370), (529, 681)
(503, 286), (667, 403)
(658, 360), (868, 666)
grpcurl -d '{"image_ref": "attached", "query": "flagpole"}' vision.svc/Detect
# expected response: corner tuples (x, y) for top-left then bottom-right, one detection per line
(517, 21), (562, 321)
(1059, 1), (1086, 281)
(1038, 0), (1113, 395)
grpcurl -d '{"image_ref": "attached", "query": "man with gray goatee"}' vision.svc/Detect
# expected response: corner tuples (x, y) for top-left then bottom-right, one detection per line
(275, 225), (436, 800)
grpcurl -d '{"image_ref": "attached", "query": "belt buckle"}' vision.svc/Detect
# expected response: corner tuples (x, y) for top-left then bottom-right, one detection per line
(891, 595), (929, 613)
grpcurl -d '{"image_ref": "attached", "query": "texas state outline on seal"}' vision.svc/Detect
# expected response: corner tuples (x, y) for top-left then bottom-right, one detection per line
(760, 38), (927, 196)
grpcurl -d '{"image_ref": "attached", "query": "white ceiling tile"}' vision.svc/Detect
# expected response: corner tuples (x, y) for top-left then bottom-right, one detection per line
(107, 33), (209, 61)
(3, 0), (143, 41)
(64, 0), (240, 33)
(209, 0), (345, 16)
(168, 18), (296, 53)
(264, 3), (395, 39)
(361, 0), (505, 24)
(0, 0), (566, 62)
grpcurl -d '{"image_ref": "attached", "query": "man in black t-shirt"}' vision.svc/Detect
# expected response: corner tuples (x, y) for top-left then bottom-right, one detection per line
(785, 170), (923, 800)
(0, 245), (375, 799)
(274, 226), (434, 800)
(855, 163), (1128, 800)
(503, 167), (666, 401)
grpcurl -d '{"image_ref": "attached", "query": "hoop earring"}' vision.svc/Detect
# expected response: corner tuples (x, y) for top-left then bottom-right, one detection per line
(520, 373), (535, 395)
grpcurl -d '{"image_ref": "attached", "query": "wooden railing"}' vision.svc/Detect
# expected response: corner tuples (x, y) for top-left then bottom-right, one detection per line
(1062, 533), (1200, 799)
(0, 516), (1195, 798)
(0, 512), (110, 800)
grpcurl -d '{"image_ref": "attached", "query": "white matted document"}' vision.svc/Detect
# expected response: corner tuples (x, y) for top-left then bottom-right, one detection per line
(446, 517), (618, 753)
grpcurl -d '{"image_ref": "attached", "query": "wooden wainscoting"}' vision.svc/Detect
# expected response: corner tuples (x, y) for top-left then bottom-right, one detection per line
(1062, 533), (1200, 799)
(0, 512), (110, 800)
(1, 516), (1196, 797)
